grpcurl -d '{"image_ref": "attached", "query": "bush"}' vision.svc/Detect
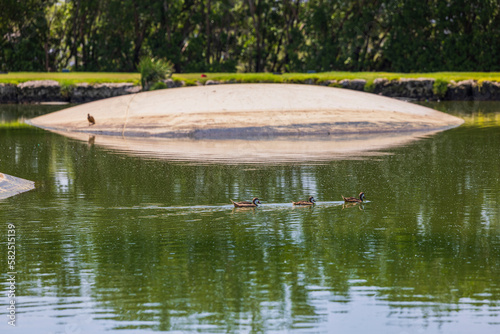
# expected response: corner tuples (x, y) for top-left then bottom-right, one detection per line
(60, 82), (74, 100)
(150, 81), (167, 90)
(433, 79), (449, 99)
(138, 57), (173, 91)
(363, 81), (375, 92)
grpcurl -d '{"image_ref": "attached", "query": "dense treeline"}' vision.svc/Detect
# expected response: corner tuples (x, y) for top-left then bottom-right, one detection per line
(1, 0), (500, 73)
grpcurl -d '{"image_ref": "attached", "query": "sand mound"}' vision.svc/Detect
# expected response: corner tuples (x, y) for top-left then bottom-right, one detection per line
(29, 84), (463, 138)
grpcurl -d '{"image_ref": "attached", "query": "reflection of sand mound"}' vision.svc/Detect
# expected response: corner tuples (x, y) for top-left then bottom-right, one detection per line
(61, 130), (438, 163)
(0, 172), (35, 199)
(29, 84), (463, 138)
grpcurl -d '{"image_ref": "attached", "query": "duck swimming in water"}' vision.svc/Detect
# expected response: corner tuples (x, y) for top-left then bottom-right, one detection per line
(342, 192), (365, 203)
(230, 197), (261, 207)
(292, 196), (316, 206)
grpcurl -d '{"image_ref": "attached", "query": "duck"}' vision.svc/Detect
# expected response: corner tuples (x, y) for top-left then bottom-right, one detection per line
(230, 197), (261, 207)
(87, 114), (95, 126)
(292, 196), (316, 206)
(342, 192), (365, 203)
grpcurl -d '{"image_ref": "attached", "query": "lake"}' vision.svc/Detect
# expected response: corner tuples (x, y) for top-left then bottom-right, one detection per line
(0, 101), (499, 333)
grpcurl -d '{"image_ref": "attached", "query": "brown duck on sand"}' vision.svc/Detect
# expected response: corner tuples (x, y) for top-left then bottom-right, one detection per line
(87, 114), (95, 126)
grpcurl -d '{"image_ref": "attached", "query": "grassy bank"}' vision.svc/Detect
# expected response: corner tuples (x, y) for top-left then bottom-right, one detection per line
(1, 71), (500, 86)
(0, 72), (141, 85)
(177, 71), (500, 85)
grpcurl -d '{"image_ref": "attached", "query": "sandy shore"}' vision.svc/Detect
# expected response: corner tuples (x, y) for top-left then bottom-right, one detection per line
(0, 172), (35, 200)
(29, 84), (463, 138)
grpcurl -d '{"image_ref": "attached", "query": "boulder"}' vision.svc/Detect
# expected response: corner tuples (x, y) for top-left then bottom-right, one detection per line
(373, 78), (434, 100)
(205, 80), (220, 85)
(17, 80), (62, 103)
(473, 81), (500, 100)
(70, 83), (141, 103)
(163, 78), (184, 88)
(0, 83), (18, 103)
(339, 79), (366, 91)
(445, 80), (476, 100)
(400, 78), (435, 99)
(373, 78), (399, 96)
(319, 79), (338, 87)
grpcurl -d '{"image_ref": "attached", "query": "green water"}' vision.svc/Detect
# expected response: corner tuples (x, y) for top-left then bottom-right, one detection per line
(1, 102), (499, 333)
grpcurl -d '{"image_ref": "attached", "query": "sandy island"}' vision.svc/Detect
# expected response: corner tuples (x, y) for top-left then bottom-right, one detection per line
(28, 84), (464, 162)
(29, 84), (463, 137)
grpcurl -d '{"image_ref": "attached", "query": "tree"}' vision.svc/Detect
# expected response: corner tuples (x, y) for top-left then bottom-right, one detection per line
(0, 0), (56, 71)
(2, 0), (500, 73)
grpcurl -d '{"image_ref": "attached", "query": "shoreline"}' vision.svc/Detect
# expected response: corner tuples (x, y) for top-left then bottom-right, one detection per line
(1, 77), (500, 104)
(0, 172), (35, 200)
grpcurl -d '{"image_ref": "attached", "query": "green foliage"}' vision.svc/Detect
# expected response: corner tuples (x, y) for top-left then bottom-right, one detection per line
(364, 81), (375, 93)
(2, 0), (500, 73)
(183, 79), (198, 87)
(138, 57), (173, 91)
(433, 79), (449, 99)
(150, 81), (168, 91)
(59, 82), (73, 100)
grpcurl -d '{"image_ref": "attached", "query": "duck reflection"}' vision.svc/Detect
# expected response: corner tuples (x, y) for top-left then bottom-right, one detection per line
(342, 202), (364, 210)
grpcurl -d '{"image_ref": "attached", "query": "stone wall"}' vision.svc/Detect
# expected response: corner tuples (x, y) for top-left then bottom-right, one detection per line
(0, 84), (17, 103)
(475, 80), (500, 100)
(199, 78), (500, 101)
(372, 78), (435, 100)
(17, 80), (63, 103)
(0, 81), (141, 104)
(70, 83), (141, 103)
(1, 78), (500, 103)
(340, 79), (366, 91)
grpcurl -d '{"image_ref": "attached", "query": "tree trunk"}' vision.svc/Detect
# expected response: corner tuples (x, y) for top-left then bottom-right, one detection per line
(206, 0), (211, 66)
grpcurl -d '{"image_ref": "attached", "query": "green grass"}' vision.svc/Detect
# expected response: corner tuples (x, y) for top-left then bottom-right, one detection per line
(0, 72), (140, 85)
(174, 71), (500, 85)
(1, 71), (500, 87)
(0, 120), (33, 129)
